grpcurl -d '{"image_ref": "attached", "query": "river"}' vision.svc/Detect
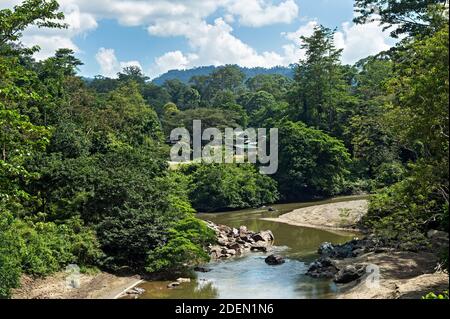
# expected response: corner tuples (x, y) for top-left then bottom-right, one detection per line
(137, 196), (365, 299)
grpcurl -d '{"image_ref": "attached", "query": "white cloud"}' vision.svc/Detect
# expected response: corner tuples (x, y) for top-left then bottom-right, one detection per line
(7, 0), (297, 62)
(280, 19), (393, 65)
(149, 51), (197, 78)
(17, 3), (98, 60)
(225, 0), (299, 27)
(148, 18), (290, 78)
(95, 48), (142, 78)
(335, 21), (392, 64)
(4, 0), (395, 75)
(283, 20), (318, 45)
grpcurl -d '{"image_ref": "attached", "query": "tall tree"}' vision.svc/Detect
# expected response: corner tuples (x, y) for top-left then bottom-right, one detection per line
(288, 25), (357, 138)
(353, 0), (448, 38)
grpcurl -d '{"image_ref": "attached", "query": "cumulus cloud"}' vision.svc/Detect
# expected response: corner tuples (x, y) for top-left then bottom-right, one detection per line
(3, 1), (98, 59)
(4, 0), (394, 76)
(149, 51), (197, 78)
(148, 17), (291, 78)
(335, 21), (392, 65)
(96, 48), (142, 78)
(225, 0), (299, 27)
(6, 0), (298, 63)
(281, 19), (393, 65)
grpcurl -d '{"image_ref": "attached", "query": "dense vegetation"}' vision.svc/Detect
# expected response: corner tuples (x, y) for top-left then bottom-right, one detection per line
(151, 65), (294, 86)
(1, 0), (448, 298)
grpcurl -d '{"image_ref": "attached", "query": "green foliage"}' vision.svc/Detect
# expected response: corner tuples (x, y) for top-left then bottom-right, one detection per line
(184, 164), (279, 212)
(1, 0), (449, 300)
(0, 0), (65, 48)
(363, 24), (449, 245)
(288, 25), (357, 139)
(0, 208), (101, 298)
(146, 216), (215, 276)
(245, 74), (293, 100)
(275, 120), (351, 200)
(0, 210), (22, 298)
(353, 0), (447, 38)
(162, 107), (242, 138)
(422, 290), (449, 299)
(364, 161), (448, 247)
(163, 79), (200, 110)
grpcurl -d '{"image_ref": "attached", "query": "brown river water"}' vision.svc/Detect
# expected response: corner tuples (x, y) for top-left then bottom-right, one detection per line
(137, 195), (366, 299)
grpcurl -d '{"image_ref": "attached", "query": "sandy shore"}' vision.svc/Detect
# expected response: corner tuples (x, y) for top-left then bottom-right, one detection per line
(263, 199), (368, 231)
(12, 272), (142, 299)
(335, 250), (449, 299)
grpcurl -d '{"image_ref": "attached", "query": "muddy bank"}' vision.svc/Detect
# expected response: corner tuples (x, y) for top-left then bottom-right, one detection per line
(12, 272), (142, 299)
(263, 199), (368, 231)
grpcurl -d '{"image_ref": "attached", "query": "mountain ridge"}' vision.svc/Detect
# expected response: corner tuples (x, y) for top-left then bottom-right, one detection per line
(152, 65), (295, 85)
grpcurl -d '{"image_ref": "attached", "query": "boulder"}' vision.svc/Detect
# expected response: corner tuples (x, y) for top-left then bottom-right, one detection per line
(127, 287), (145, 295)
(176, 278), (191, 283)
(218, 238), (228, 246)
(306, 257), (339, 278)
(167, 282), (180, 288)
(194, 266), (212, 273)
(265, 255), (285, 265)
(252, 230), (274, 243)
(218, 225), (232, 233)
(318, 241), (355, 259)
(318, 242), (334, 255)
(194, 266), (211, 272)
(334, 265), (364, 284)
(250, 244), (268, 252)
(227, 242), (241, 250)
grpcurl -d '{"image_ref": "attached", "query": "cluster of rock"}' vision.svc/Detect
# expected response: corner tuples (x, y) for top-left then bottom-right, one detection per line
(205, 221), (275, 259)
(168, 277), (191, 289)
(306, 238), (382, 284)
(125, 286), (146, 298)
(307, 230), (450, 284)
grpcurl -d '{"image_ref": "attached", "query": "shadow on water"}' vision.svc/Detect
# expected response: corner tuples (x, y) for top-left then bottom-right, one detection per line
(138, 195), (366, 299)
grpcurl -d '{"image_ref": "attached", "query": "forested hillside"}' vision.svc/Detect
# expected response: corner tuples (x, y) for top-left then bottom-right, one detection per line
(1, 0), (448, 299)
(151, 65), (295, 85)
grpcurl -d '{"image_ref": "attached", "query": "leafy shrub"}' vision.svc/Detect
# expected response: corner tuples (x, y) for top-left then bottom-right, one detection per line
(364, 161), (448, 247)
(146, 216), (215, 276)
(422, 290), (449, 299)
(13, 217), (101, 277)
(373, 161), (406, 190)
(0, 209), (101, 298)
(0, 210), (22, 299)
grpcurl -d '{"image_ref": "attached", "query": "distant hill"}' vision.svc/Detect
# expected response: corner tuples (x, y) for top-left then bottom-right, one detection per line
(152, 65), (295, 85)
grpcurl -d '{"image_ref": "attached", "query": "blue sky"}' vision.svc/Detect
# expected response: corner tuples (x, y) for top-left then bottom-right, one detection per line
(5, 0), (396, 79)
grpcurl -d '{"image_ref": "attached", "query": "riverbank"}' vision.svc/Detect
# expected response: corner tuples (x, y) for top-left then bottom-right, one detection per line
(12, 272), (142, 299)
(305, 232), (449, 299)
(263, 199), (368, 231)
(336, 250), (449, 299)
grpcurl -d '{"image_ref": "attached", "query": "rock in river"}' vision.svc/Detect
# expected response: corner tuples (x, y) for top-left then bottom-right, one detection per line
(167, 282), (180, 289)
(265, 255), (285, 265)
(194, 266), (212, 273)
